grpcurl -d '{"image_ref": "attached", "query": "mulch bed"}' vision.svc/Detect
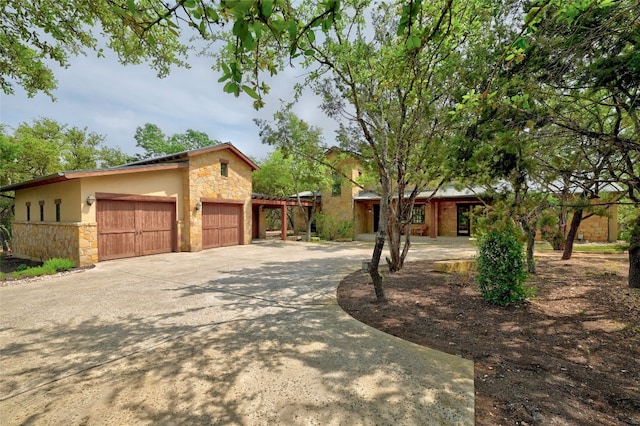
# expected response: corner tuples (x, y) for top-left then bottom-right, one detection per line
(337, 253), (640, 425)
(1, 256), (93, 285)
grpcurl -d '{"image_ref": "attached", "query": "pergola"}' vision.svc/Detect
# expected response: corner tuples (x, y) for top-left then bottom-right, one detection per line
(251, 194), (317, 240)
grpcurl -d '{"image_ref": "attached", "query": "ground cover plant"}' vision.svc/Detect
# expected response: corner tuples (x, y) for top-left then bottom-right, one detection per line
(338, 253), (639, 425)
(1, 256), (76, 281)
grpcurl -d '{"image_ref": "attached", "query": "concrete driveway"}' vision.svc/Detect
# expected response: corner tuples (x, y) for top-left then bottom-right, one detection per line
(0, 240), (476, 425)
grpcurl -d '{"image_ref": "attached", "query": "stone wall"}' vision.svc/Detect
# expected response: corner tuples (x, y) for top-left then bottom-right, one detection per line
(186, 149), (254, 249)
(437, 201), (459, 236)
(12, 222), (98, 266)
(320, 156), (361, 237)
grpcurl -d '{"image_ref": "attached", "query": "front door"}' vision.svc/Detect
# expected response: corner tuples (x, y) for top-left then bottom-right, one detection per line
(457, 204), (471, 236)
(373, 204), (380, 232)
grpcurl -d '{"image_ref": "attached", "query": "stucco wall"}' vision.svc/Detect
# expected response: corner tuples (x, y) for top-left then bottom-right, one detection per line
(14, 180), (82, 222)
(80, 168), (184, 223)
(186, 150), (254, 250)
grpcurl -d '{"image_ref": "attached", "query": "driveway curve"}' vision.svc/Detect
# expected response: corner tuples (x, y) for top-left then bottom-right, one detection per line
(0, 240), (475, 425)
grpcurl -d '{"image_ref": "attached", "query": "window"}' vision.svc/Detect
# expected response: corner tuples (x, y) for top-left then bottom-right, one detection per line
(220, 159), (229, 177)
(412, 205), (425, 224)
(55, 199), (61, 222)
(26, 202), (31, 221)
(331, 174), (341, 196)
(39, 200), (45, 221)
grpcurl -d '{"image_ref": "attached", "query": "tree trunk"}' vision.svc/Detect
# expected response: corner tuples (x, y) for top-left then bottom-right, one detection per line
(369, 229), (387, 301)
(629, 213), (640, 288)
(369, 176), (390, 302)
(521, 219), (536, 274)
(386, 202), (402, 272)
(0, 230), (7, 254)
(562, 208), (583, 260)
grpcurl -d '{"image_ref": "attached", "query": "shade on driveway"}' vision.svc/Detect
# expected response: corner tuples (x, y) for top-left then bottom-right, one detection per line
(0, 240), (475, 425)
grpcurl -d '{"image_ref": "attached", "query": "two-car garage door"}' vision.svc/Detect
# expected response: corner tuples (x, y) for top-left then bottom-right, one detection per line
(97, 196), (176, 261)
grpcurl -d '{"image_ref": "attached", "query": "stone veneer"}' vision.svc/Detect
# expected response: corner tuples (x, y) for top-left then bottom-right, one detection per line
(185, 150), (253, 250)
(12, 222), (98, 267)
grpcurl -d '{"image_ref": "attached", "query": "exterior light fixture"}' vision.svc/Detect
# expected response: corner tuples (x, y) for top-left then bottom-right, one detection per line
(195, 202), (202, 211)
(86, 195), (96, 205)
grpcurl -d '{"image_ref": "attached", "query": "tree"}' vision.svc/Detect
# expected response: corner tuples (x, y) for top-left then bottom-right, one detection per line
(134, 123), (220, 159)
(254, 109), (332, 241)
(1, 0), (341, 105)
(0, 118), (133, 251)
(505, 0), (640, 286)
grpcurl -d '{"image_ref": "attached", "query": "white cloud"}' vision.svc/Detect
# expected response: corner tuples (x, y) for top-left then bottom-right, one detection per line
(0, 48), (339, 161)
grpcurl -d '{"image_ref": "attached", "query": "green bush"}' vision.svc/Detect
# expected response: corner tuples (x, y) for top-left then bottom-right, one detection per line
(13, 265), (56, 278)
(11, 258), (75, 279)
(43, 258), (76, 272)
(315, 213), (354, 240)
(476, 226), (530, 306)
(15, 263), (30, 272)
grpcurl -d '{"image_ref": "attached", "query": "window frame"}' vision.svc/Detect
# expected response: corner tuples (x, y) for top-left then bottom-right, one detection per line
(55, 199), (62, 222)
(220, 159), (229, 177)
(411, 205), (425, 224)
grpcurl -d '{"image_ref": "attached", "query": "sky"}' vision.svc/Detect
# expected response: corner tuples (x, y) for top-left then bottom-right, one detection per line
(0, 47), (338, 162)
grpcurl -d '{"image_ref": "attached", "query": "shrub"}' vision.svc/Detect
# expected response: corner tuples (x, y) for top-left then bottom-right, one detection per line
(315, 213), (354, 240)
(43, 258), (76, 272)
(13, 265), (56, 278)
(476, 226), (530, 306)
(11, 258), (75, 279)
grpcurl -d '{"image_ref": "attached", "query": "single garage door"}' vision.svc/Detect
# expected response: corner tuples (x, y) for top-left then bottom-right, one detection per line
(97, 197), (176, 261)
(202, 202), (242, 249)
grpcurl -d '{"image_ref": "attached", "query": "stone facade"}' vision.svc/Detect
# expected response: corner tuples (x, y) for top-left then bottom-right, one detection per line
(12, 222), (98, 267)
(4, 144), (257, 266)
(319, 153), (361, 237)
(185, 149), (253, 250)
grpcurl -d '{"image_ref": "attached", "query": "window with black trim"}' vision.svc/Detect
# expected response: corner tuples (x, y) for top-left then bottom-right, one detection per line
(220, 159), (229, 177)
(55, 199), (61, 222)
(412, 205), (425, 224)
(39, 200), (45, 221)
(26, 202), (31, 221)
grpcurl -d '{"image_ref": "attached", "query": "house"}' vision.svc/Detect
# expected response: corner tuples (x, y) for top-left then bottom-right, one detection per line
(307, 152), (619, 242)
(0, 143), (258, 266)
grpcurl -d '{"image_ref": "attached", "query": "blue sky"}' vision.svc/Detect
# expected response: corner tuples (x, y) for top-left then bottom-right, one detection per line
(0, 49), (336, 162)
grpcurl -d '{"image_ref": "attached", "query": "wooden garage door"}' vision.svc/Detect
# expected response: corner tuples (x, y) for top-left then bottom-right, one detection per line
(97, 198), (175, 261)
(202, 203), (242, 249)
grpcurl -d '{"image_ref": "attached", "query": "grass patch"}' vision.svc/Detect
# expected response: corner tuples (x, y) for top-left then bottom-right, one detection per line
(11, 258), (76, 279)
(535, 242), (629, 254)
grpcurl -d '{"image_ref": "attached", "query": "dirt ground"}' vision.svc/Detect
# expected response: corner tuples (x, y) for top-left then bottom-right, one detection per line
(0, 256), (42, 274)
(337, 253), (640, 426)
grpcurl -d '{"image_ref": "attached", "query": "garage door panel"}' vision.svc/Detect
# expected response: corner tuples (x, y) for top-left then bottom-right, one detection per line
(97, 197), (175, 261)
(202, 229), (220, 248)
(99, 233), (136, 260)
(202, 203), (242, 249)
(141, 230), (173, 255)
(139, 202), (174, 231)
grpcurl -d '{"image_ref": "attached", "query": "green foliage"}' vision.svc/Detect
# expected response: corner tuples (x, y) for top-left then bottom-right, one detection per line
(617, 201), (638, 242)
(43, 258), (76, 271)
(15, 263), (29, 272)
(315, 212), (353, 241)
(11, 258), (75, 279)
(476, 225), (531, 307)
(13, 265), (56, 278)
(538, 211), (564, 250)
(134, 123), (220, 159)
